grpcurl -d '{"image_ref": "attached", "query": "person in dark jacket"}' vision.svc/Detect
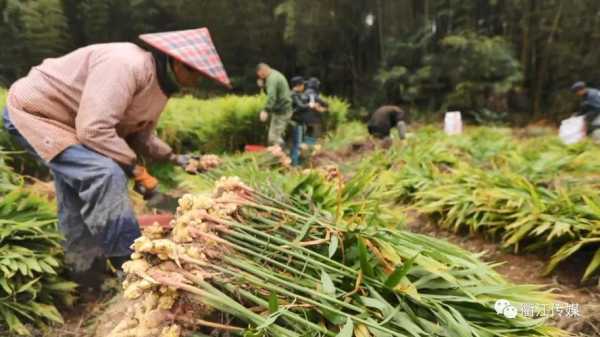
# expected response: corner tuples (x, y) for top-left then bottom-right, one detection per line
(367, 105), (408, 140)
(571, 81), (600, 141)
(290, 76), (309, 165)
(303, 77), (328, 142)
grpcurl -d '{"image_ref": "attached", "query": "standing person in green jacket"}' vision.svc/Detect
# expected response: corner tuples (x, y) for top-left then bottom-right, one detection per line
(256, 63), (293, 146)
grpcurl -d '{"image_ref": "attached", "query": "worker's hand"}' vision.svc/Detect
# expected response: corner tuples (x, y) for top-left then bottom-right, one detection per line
(169, 153), (191, 168)
(315, 104), (327, 113)
(132, 165), (159, 198)
(260, 111), (269, 122)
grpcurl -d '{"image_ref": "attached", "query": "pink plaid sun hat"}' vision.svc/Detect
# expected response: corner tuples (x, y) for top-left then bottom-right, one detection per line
(140, 28), (231, 88)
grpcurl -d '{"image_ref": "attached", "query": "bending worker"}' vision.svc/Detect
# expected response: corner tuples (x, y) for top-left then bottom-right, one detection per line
(367, 105), (408, 140)
(2, 28), (230, 285)
(571, 81), (600, 141)
(256, 63), (293, 146)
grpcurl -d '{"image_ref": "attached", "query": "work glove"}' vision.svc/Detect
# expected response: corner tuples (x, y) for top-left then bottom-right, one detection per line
(170, 153), (192, 168)
(170, 153), (204, 174)
(132, 165), (159, 199)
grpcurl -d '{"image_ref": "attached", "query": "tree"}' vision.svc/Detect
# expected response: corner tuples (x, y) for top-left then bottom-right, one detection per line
(0, 0), (72, 84)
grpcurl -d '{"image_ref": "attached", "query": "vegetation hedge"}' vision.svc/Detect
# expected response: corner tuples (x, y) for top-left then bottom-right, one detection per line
(157, 94), (349, 154)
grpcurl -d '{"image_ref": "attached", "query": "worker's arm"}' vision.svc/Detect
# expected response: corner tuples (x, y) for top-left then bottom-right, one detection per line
(576, 102), (589, 117)
(315, 97), (329, 109)
(292, 93), (310, 111)
(263, 77), (278, 113)
(75, 57), (139, 166)
(127, 129), (173, 161)
(576, 101), (600, 125)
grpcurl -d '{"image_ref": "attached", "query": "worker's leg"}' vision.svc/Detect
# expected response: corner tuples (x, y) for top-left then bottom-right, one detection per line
(4, 108), (115, 285)
(590, 129), (600, 143)
(311, 123), (323, 139)
(397, 121), (407, 140)
(268, 111), (292, 146)
(290, 123), (304, 166)
(48, 145), (140, 268)
(305, 122), (324, 145)
(53, 172), (106, 286)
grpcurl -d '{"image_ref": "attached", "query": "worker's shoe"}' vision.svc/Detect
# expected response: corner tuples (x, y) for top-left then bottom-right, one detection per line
(67, 257), (107, 290)
(109, 255), (131, 270)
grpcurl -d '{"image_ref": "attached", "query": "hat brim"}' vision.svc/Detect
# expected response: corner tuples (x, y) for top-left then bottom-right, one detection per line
(139, 28), (232, 89)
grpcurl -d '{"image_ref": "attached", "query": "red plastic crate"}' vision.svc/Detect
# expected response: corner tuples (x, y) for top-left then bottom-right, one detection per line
(244, 144), (267, 153)
(138, 213), (174, 229)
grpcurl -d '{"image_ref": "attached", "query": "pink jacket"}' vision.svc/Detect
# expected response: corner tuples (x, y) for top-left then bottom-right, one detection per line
(6, 42), (172, 166)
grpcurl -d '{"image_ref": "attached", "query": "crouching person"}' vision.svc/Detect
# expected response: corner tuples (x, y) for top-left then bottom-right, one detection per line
(3, 28), (230, 287)
(571, 81), (600, 142)
(367, 105), (408, 142)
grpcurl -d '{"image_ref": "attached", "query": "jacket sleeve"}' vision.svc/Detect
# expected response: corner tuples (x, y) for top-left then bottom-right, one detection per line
(127, 129), (173, 161)
(292, 93), (310, 111)
(264, 77), (277, 113)
(75, 57), (139, 165)
(579, 101), (596, 122)
(577, 101), (589, 116)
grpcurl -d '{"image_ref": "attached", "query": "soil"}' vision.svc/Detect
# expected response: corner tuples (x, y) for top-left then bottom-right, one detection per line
(310, 138), (381, 167)
(40, 284), (121, 337)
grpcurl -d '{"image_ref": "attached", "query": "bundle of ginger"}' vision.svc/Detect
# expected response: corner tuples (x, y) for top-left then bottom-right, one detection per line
(108, 177), (253, 337)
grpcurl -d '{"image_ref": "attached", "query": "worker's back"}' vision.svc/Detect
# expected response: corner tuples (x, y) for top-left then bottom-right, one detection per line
(367, 105), (406, 137)
(6, 42), (167, 164)
(264, 69), (292, 114)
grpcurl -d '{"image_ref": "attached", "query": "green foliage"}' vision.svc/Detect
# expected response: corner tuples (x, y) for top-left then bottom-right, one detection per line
(373, 127), (600, 280)
(0, 0), (72, 83)
(1, 1), (600, 122)
(0, 89), (9, 147)
(157, 94), (349, 154)
(0, 153), (77, 335)
(321, 122), (368, 152)
(127, 160), (563, 337)
(378, 32), (521, 123)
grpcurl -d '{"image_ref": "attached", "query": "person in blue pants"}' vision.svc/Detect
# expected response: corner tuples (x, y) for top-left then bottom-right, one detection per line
(290, 76), (309, 166)
(3, 108), (140, 285)
(3, 28), (231, 288)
